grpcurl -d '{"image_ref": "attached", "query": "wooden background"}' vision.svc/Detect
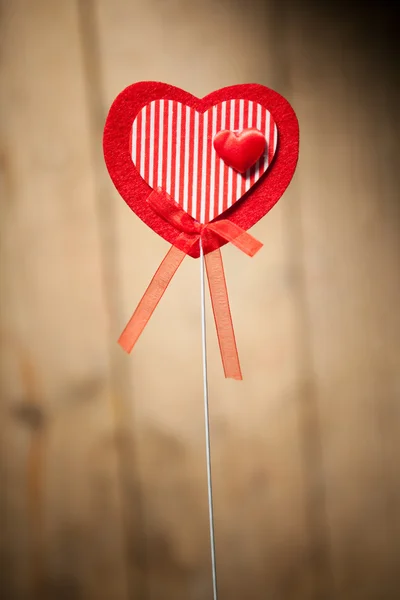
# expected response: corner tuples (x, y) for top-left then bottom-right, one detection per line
(1, 1), (399, 599)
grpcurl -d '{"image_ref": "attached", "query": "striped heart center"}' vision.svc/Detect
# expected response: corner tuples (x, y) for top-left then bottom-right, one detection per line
(131, 99), (278, 224)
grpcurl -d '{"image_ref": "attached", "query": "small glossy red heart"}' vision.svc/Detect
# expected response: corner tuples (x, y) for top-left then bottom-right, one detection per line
(213, 128), (267, 173)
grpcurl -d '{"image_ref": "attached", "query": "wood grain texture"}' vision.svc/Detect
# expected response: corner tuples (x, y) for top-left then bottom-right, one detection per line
(283, 5), (400, 599)
(1, 1), (399, 599)
(0, 1), (128, 598)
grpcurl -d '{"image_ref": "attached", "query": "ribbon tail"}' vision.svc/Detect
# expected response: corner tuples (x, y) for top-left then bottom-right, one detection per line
(118, 245), (186, 353)
(207, 220), (263, 257)
(205, 249), (242, 381)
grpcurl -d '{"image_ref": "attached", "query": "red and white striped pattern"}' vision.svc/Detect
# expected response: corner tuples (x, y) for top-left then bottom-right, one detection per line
(131, 99), (278, 223)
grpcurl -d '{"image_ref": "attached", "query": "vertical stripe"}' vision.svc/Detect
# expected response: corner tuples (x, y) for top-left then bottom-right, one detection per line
(200, 111), (208, 223)
(135, 109), (142, 177)
(191, 112), (200, 220)
(248, 101), (253, 126)
(174, 102), (182, 205)
(220, 101), (229, 215)
(166, 100), (173, 195)
(257, 105), (266, 179)
(148, 101), (155, 187)
(187, 108), (195, 215)
(248, 103), (261, 188)
(215, 103), (223, 221)
(254, 103), (262, 182)
(156, 100), (163, 187)
(234, 99), (244, 205)
(169, 101), (178, 200)
(184, 106), (192, 212)
(241, 100), (249, 196)
(140, 105), (146, 178)
(268, 119), (276, 163)
(256, 104), (262, 128)
(226, 99), (235, 210)
(265, 110), (271, 168)
(144, 103), (151, 184)
(219, 102), (227, 215)
(161, 101), (169, 189)
(208, 106), (218, 222)
(152, 101), (160, 188)
(178, 105), (186, 205)
(245, 102), (253, 191)
(132, 116), (137, 165)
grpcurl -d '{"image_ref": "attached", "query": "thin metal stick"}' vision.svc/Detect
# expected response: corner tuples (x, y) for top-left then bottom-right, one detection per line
(200, 241), (218, 600)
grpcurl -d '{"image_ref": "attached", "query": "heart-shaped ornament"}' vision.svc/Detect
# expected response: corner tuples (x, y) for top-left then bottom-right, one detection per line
(213, 128), (267, 174)
(103, 82), (299, 257)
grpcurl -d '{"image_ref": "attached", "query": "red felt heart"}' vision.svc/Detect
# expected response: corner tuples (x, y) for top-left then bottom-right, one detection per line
(213, 128), (267, 173)
(103, 82), (299, 258)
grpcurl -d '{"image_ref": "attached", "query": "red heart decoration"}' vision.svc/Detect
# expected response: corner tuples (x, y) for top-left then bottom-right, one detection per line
(103, 82), (299, 258)
(213, 128), (267, 174)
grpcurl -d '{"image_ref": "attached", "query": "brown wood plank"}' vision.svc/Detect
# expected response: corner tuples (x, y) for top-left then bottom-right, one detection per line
(285, 7), (400, 600)
(0, 1), (128, 598)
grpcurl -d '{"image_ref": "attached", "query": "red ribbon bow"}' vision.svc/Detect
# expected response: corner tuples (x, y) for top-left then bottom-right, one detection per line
(118, 188), (263, 380)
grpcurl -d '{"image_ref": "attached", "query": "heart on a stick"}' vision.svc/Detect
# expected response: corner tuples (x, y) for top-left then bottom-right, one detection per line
(103, 82), (299, 257)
